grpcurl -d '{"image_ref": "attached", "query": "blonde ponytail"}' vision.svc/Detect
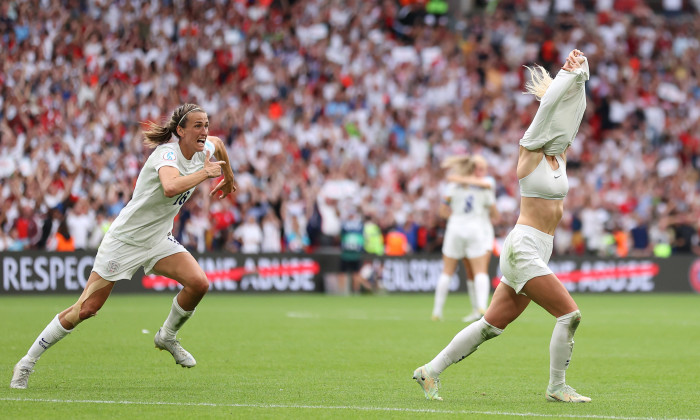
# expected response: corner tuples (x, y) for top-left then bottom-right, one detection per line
(523, 65), (553, 101)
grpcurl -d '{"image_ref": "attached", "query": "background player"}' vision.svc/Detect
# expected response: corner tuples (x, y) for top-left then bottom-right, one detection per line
(432, 155), (498, 322)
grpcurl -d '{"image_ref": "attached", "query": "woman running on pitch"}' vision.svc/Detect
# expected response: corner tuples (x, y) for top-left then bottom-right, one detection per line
(11, 104), (236, 389)
(414, 49), (592, 403)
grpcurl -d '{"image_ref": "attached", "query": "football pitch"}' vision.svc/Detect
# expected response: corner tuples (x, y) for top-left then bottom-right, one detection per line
(1, 293), (698, 419)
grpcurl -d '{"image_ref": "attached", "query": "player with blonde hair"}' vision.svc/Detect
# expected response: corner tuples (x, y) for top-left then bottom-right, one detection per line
(414, 49), (592, 403)
(431, 154), (498, 323)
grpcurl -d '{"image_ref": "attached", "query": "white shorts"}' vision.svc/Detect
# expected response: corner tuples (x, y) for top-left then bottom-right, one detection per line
(499, 224), (553, 294)
(92, 233), (188, 281)
(442, 222), (493, 260)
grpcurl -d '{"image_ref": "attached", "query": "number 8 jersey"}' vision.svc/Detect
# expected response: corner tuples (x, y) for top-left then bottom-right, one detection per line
(442, 178), (496, 260)
(108, 139), (216, 248)
(444, 178), (495, 229)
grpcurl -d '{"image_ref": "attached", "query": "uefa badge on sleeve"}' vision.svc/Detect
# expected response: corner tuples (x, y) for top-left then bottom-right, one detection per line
(163, 151), (176, 161)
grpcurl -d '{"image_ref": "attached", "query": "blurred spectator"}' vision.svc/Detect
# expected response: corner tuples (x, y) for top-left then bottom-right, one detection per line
(0, 229), (10, 251)
(88, 212), (112, 249)
(400, 217), (420, 253)
(385, 226), (410, 256)
(13, 205), (39, 249)
(261, 210), (282, 253)
(285, 216), (310, 253)
(613, 225), (630, 258)
(66, 198), (94, 251)
(1, 0), (699, 258)
(629, 215), (652, 257)
(363, 214), (385, 256)
(55, 219), (75, 252)
(339, 210), (369, 292)
(650, 219), (673, 258)
(36, 208), (62, 250)
(182, 204), (211, 253)
(233, 214), (263, 254)
(669, 213), (698, 254)
(7, 227), (26, 251)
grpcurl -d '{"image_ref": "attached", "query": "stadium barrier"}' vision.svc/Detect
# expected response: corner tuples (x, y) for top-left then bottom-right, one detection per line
(1, 251), (699, 294)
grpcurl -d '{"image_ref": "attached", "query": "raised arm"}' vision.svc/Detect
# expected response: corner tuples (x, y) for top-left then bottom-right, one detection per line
(521, 50), (589, 152)
(446, 174), (493, 189)
(159, 150), (225, 198)
(208, 136), (237, 199)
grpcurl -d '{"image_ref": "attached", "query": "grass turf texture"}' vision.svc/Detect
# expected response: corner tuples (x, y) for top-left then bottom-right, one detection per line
(1, 293), (698, 419)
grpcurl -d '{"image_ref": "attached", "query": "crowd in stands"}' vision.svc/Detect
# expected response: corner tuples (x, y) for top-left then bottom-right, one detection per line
(1, 0), (700, 259)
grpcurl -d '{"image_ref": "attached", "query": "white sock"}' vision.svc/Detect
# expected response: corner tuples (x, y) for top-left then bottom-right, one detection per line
(432, 273), (451, 318)
(426, 317), (503, 376)
(161, 295), (195, 339)
(474, 273), (490, 313)
(549, 310), (581, 387)
(465, 279), (477, 314)
(25, 314), (72, 364)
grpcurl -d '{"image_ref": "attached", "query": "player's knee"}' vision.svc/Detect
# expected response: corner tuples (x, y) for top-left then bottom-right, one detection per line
(191, 273), (210, 296)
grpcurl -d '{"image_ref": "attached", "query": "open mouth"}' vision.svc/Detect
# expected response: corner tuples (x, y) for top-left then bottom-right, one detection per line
(197, 138), (206, 145)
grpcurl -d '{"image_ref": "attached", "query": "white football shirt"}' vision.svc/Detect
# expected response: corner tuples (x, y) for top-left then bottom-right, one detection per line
(444, 177), (496, 229)
(108, 138), (216, 247)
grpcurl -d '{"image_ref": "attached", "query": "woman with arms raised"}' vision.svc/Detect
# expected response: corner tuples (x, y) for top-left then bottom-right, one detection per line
(414, 49), (591, 403)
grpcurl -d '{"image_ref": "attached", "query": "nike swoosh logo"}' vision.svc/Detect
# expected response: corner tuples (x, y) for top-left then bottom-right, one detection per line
(554, 175), (561, 179)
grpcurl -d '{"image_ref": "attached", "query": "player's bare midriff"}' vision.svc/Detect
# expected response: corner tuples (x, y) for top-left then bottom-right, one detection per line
(517, 197), (564, 235)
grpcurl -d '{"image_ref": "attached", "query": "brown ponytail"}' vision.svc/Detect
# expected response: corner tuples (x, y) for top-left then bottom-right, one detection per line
(143, 103), (204, 148)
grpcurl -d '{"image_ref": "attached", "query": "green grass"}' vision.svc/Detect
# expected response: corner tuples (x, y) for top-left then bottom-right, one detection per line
(1, 293), (699, 419)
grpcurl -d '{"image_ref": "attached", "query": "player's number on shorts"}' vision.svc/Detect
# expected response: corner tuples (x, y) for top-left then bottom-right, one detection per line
(173, 190), (191, 206)
(464, 195), (474, 213)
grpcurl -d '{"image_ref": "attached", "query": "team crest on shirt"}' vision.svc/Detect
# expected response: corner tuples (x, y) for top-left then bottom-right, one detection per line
(107, 260), (120, 273)
(162, 151), (176, 161)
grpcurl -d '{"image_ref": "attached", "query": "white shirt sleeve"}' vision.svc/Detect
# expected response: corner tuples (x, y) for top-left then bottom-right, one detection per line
(520, 58), (590, 154)
(153, 144), (180, 172)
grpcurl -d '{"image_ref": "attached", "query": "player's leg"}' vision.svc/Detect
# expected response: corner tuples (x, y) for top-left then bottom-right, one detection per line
(432, 255), (458, 321)
(351, 263), (372, 293)
(461, 257), (480, 322)
(153, 251), (209, 311)
(340, 260), (358, 294)
(357, 262), (376, 292)
(414, 282), (529, 400)
(11, 272), (114, 389)
(150, 251), (208, 368)
(464, 252), (491, 322)
(522, 274), (590, 402)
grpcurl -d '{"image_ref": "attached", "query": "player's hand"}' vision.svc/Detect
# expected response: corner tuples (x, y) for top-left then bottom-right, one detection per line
(203, 150), (225, 178)
(210, 176), (237, 199)
(562, 49), (584, 71)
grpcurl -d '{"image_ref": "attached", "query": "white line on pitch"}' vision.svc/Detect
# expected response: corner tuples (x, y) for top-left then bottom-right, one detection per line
(1, 397), (695, 420)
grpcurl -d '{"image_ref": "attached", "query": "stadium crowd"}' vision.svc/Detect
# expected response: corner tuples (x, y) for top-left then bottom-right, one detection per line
(1, 0), (700, 258)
